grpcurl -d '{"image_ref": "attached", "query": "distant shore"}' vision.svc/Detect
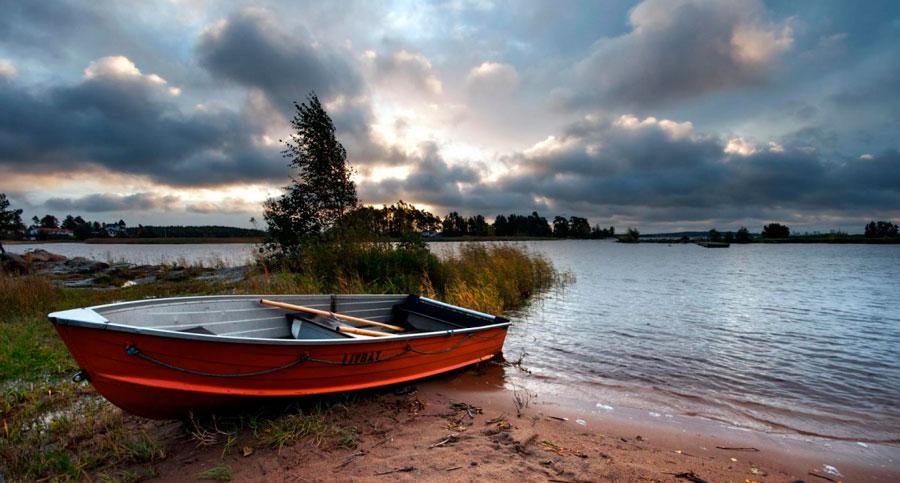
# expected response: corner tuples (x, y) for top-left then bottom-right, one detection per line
(2, 237), (265, 245)
(5, 234), (900, 245)
(640, 237), (900, 245)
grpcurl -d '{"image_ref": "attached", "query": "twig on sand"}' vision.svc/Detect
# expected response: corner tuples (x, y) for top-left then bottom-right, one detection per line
(548, 416), (569, 421)
(808, 471), (841, 482)
(374, 466), (415, 476)
(430, 433), (460, 448)
(715, 446), (760, 452)
(445, 466), (463, 472)
(450, 402), (482, 418)
(485, 414), (507, 424)
(664, 471), (708, 483)
(333, 450), (367, 471)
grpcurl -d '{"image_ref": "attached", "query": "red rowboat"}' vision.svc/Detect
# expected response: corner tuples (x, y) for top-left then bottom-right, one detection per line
(49, 295), (510, 419)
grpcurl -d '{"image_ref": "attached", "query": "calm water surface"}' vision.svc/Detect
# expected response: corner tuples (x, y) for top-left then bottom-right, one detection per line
(494, 241), (900, 443)
(11, 241), (900, 441)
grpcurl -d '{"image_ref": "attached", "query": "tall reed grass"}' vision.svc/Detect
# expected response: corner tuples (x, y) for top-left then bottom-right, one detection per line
(441, 244), (557, 314)
(248, 240), (560, 315)
(0, 275), (60, 320)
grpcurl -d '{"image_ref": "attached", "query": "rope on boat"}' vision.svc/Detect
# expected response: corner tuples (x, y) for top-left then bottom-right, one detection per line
(124, 331), (500, 378)
(126, 345), (311, 378)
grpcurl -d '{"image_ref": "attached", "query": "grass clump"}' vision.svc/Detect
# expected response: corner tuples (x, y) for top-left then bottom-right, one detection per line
(260, 407), (358, 450)
(441, 244), (558, 314)
(0, 275), (60, 319)
(0, 382), (166, 481)
(197, 464), (232, 481)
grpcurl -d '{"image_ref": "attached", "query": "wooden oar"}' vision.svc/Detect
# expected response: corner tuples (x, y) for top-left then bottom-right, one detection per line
(338, 326), (390, 337)
(259, 299), (405, 332)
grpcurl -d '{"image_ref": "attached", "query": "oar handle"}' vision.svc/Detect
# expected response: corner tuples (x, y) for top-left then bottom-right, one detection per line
(259, 299), (405, 332)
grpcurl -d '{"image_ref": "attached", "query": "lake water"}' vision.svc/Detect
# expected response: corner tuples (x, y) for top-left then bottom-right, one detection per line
(10, 241), (900, 442)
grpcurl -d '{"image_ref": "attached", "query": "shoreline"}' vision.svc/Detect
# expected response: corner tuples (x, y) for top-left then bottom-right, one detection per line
(2, 237), (265, 245)
(140, 364), (900, 482)
(6, 236), (900, 245)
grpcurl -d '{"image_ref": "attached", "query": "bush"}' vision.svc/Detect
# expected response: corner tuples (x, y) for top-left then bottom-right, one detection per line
(761, 223), (790, 238)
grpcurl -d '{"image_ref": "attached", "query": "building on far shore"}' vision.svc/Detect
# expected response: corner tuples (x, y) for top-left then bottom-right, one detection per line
(104, 220), (127, 237)
(26, 227), (75, 240)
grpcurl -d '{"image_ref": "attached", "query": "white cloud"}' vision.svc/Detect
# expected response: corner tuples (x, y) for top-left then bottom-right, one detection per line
(614, 115), (694, 140)
(466, 62), (519, 96)
(730, 22), (793, 66)
(724, 137), (758, 156)
(571, 0), (794, 108)
(83, 55), (180, 94)
(84, 56), (143, 79)
(366, 49), (443, 96)
(0, 59), (17, 78)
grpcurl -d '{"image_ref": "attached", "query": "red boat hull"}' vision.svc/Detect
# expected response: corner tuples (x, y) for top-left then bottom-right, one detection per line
(53, 323), (508, 419)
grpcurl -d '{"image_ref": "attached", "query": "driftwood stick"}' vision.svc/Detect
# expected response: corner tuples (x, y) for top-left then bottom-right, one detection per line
(374, 466), (415, 476)
(260, 299), (405, 331)
(808, 472), (840, 483)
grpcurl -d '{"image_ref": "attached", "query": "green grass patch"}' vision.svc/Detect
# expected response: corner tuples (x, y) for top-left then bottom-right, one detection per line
(196, 464), (232, 481)
(0, 381), (167, 481)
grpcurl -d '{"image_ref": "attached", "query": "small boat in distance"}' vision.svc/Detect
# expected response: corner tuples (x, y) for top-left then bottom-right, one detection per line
(49, 295), (509, 419)
(696, 241), (730, 248)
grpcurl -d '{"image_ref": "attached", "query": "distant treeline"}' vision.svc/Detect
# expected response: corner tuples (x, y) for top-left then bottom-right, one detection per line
(342, 201), (617, 239)
(127, 225), (265, 239)
(0, 209), (265, 241)
(1, 192), (898, 243)
(650, 221), (900, 244)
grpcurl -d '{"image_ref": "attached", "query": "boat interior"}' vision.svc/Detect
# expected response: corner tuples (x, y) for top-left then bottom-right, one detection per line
(91, 294), (505, 340)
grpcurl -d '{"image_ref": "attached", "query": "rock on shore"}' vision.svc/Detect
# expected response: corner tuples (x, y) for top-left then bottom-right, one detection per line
(1, 249), (247, 287)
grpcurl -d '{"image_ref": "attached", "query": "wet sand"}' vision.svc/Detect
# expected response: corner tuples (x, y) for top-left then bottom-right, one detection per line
(146, 363), (900, 482)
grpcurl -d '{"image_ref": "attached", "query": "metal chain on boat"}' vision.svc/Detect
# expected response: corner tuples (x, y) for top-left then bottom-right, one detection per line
(123, 331), (501, 378)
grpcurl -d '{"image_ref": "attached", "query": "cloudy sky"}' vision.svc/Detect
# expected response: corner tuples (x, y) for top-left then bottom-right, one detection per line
(1, 0), (898, 232)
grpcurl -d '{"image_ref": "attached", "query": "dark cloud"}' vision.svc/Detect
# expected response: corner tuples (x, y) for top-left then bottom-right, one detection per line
(194, 7), (410, 170)
(0, 57), (288, 186)
(369, 115), (900, 224)
(359, 142), (481, 208)
(45, 192), (179, 212)
(196, 7), (364, 110)
(489, 116), (900, 220)
(0, 1), (109, 58)
(564, 0), (793, 109)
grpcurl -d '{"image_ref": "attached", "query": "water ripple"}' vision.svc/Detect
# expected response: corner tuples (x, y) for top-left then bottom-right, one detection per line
(504, 241), (900, 443)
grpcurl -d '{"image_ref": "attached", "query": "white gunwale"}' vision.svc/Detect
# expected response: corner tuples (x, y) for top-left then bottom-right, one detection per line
(48, 294), (510, 346)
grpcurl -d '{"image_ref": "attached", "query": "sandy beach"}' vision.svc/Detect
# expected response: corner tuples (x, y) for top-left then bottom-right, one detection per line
(138, 363), (899, 482)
